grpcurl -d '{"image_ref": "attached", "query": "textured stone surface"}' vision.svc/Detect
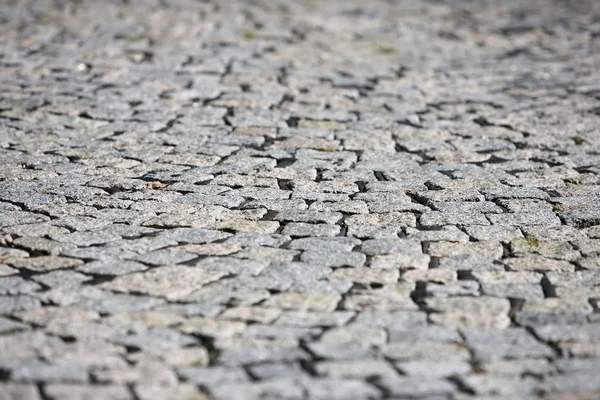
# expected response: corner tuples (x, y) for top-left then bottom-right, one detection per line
(0, 0), (599, 398)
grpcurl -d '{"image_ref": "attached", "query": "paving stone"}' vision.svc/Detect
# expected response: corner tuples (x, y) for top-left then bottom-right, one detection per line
(300, 249), (366, 267)
(45, 384), (132, 400)
(361, 239), (422, 255)
(370, 253), (431, 270)
(291, 180), (359, 194)
(346, 212), (416, 238)
(0, 316), (31, 334)
(99, 265), (227, 300)
(31, 270), (90, 288)
(16, 306), (100, 327)
(0, 276), (41, 295)
(309, 200), (369, 214)
(396, 359), (471, 378)
(216, 337), (310, 366)
(211, 274), (294, 292)
(245, 361), (304, 380)
(462, 327), (554, 362)
(0, 211), (50, 228)
(242, 324), (322, 341)
(12, 236), (76, 255)
(275, 311), (356, 327)
(522, 225), (587, 242)
(281, 222), (341, 237)
(320, 324), (387, 346)
(510, 238), (580, 261)
(343, 284), (419, 311)
(274, 210), (343, 224)
(514, 312), (589, 327)
(437, 255), (505, 271)
(289, 237), (360, 252)
(405, 226), (470, 242)
(314, 359), (397, 378)
(427, 241), (504, 259)
(425, 280), (481, 297)
(329, 267), (399, 285)
(234, 246), (299, 262)
(0, 383), (41, 400)
(465, 225), (524, 242)
(553, 358), (600, 374)
(387, 325), (462, 343)
(4, 256), (84, 272)
(104, 310), (184, 333)
(51, 230), (121, 247)
(505, 256), (575, 272)
(403, 269), (457, 283)
(0, 264), (19, 276)
(112, 328), (199, 351)
(177, 317), (246, 339)
(306, 340), (376, 360)
(383, 340), (470, 361)
(0, 295), (42, 314)
(560, 342), (600, 358)
(558, 200), (600, 228)
(262, 292), (341, 312)
(93, 354), (179, 385)
(2, 222), (69, 238)
(220, 307), (282, 324)
(375, 375), (456, 398)
(521, 298), (594, 314)
(157, 228), (232, 244)
(77, 260), (148, 275)
(459, 375), (541, 396)
(426, 296), (511, 328)
(488, 212), (561, 226)
(480, 359), (555, 377)
(352, 310), (428, 329)
(211, 378), (304, 400)
(572, 238), (600, 257)
(243, 199), (307, 211)
(546, 270), (600, 288)
(420, 211), (491, 227)
(177, 366), (248, 387)
(130, 248), (198, 266)
(533, 324), (600, 343)
(7, 358), (89, 383)
(226, 233), (291, 248)
(576, 256), (600, 270)
(302, 378), (381, 400)
(193, 256), (269, 276)
(135, 384), (208, 400)
(481, 283), (544, 300)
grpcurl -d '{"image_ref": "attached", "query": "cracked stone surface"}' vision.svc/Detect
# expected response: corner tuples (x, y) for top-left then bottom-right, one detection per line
(1, 0), (600, 398)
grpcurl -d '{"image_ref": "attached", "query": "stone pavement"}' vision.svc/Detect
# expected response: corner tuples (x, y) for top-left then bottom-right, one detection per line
(1, 0), (600, 398)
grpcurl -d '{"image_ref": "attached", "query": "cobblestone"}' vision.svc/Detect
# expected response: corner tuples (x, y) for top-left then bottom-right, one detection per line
(0, 0), (599, 397)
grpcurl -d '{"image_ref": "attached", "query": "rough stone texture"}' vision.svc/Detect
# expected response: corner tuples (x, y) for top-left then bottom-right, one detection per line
(0, 0), (599, 398)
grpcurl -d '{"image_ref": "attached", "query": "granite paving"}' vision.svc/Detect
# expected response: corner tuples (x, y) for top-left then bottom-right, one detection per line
(1, 0), (600, 399)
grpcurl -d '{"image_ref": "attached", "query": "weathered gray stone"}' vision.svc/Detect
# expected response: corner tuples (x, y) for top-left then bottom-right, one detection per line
(4, 256), (84, 272)
(99, 265), (227, 300)
(112, 328), (199, 351)
(0, 1), (597, 395)
(301, 249), (366, 267)
(0, 276), (41, 295)
(462, 327), (554, 362)
(281, 222), (341, 237)
(375, 375), (456, 398)
(193, 256), (269, 275)
(426, 296), (511, 328)
(211, 378), (304, 400)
